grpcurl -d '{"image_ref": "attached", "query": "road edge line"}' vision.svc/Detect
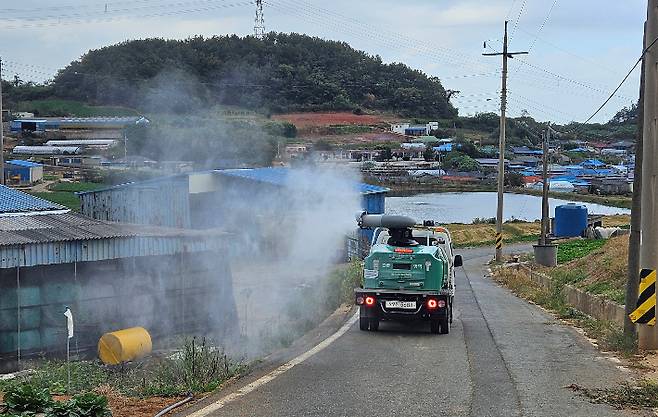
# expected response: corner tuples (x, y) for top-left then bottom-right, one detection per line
(186, 311), (359, 417)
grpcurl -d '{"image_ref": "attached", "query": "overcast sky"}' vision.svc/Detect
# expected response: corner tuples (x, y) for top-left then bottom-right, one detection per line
(0, 0), (647, 123)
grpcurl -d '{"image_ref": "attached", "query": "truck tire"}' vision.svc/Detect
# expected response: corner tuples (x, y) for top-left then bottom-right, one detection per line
(359, 317), (369, 331)
(369, 318), (380, 331)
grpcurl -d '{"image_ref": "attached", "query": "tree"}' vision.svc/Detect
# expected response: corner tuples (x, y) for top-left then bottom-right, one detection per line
(49, 33), (457, 118)
(505, 172), (524, 187)
(443, 151), (479, 172)
(376, 146), (392, 161)
(423, 146), (435, 162)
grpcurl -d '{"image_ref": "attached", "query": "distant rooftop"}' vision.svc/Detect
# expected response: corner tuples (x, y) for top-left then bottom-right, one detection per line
(6, 159), (42, 168)
(216, 167), (389, 195)
(0, 185), (67, 215)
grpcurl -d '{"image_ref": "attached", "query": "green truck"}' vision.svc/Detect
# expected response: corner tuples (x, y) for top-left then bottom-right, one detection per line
(355, 214), (462, 334)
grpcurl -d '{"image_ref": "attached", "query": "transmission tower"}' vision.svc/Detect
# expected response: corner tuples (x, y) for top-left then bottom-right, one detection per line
(254, 0), (265, 39)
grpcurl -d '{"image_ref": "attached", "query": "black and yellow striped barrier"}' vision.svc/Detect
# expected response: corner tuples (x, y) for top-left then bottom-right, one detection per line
(495, 233), (503, 250)
(629, 269), (656, 326)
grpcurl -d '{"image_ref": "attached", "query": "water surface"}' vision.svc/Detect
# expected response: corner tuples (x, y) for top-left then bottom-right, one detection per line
(385, 192), (630, 224)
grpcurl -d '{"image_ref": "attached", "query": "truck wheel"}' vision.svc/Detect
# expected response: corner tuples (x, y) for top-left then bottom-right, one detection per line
(430, 319), (440, 334)
(369, 318), (379, 331)
(359, 317), (369, 331)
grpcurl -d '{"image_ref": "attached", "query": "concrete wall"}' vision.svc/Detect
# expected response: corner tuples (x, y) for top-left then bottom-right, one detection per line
(517, 264), (625, 325)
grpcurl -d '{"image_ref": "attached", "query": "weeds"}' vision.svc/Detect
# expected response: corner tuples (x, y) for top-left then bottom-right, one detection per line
(0, 361), (108, 396)
(126, 337), (245, 397)
(570, 380), (658, 409)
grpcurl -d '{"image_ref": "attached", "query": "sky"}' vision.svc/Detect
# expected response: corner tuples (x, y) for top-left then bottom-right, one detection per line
(0, 0), (648, 124)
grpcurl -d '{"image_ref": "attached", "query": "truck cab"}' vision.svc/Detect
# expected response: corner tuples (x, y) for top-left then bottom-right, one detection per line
(355, 215), (462, 334)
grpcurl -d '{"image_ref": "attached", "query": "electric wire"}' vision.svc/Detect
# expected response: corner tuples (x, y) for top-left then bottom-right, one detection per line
(527, 0), (558, 53)
(0, 0), (253, 30)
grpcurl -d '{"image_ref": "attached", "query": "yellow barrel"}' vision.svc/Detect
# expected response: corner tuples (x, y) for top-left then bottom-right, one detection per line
(98, 327), (152, 365)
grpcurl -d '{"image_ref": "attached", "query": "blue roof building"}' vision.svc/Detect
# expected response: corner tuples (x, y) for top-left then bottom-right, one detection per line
(4, 160), (44, 185)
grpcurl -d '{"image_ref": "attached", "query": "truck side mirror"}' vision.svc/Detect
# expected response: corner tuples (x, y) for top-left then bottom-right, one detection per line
(454, 254), (463, 268)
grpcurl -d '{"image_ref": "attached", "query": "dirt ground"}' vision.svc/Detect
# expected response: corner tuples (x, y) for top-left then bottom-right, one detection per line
(272, 112), (396, 128)
(446, 215), (630, 247)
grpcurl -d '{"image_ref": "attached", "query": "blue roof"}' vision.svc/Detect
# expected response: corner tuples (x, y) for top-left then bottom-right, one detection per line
(433, 144), (453, 152)
(216, 167), (389, 195)
(6, 160), (42, 168)
(0, 185), (67, 214)
(581, 159), (606, 167)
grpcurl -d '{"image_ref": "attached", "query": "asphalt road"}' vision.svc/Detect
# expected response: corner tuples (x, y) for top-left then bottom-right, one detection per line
(186, 245), (650, 417)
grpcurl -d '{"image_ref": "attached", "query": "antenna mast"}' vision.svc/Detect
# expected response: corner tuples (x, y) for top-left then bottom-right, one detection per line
(254, 0), (265, 39)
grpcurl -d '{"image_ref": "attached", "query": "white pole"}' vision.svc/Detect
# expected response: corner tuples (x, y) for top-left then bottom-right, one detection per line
(64, 307), (74, 393)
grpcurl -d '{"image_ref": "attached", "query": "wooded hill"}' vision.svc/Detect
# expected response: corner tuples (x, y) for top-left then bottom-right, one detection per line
(43, 33), (456, 118)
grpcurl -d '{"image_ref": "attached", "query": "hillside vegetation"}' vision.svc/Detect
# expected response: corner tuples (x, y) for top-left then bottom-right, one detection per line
(45, 33), (456, 118)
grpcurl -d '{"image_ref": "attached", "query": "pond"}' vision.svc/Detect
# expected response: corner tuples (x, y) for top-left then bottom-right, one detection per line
(385, 192), (630, 224)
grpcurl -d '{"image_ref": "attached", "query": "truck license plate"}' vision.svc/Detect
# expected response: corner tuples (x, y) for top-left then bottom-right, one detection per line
(385, 300), (416, 309)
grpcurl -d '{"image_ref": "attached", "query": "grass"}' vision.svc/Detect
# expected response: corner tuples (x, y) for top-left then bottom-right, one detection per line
(448, 221), (541, 248)
(549, 236), (628, 305)
(556, 239), (607, 264)
(16, 99), (139, 117)
(27, 182), (105, 211)
(29, 191), (83, 211)
(0, 338), (244, 399)
(493, 267), (636, 356)
(49, 182), (104, 193)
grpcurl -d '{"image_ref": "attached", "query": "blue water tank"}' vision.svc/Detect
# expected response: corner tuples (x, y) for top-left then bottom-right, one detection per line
(555, 204), (588, 237)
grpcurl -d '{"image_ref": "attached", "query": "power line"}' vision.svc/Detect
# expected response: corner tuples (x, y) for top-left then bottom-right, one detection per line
(526, 0), (558, 53)
(266, 0), (494, 73)
(576, 37), (656, 125)
(515, 26), (622, 77)
(0, 0), (252, 30)
(509, 0), (529, 42)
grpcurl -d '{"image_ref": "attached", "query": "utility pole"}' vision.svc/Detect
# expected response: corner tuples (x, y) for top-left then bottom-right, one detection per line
(540, 128), (550, 246)
(483, 21), (528, 261)
(639, 0), (658, 349)
(625, 24), (647, 340)
(0, 57), (4, 186)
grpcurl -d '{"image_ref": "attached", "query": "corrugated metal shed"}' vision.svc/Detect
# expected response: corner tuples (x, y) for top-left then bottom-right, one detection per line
(216, 167), (389, 195)
(0, 185), (67, 214)
(78, 175), (191, 228)
(0, 212), (225, 268)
